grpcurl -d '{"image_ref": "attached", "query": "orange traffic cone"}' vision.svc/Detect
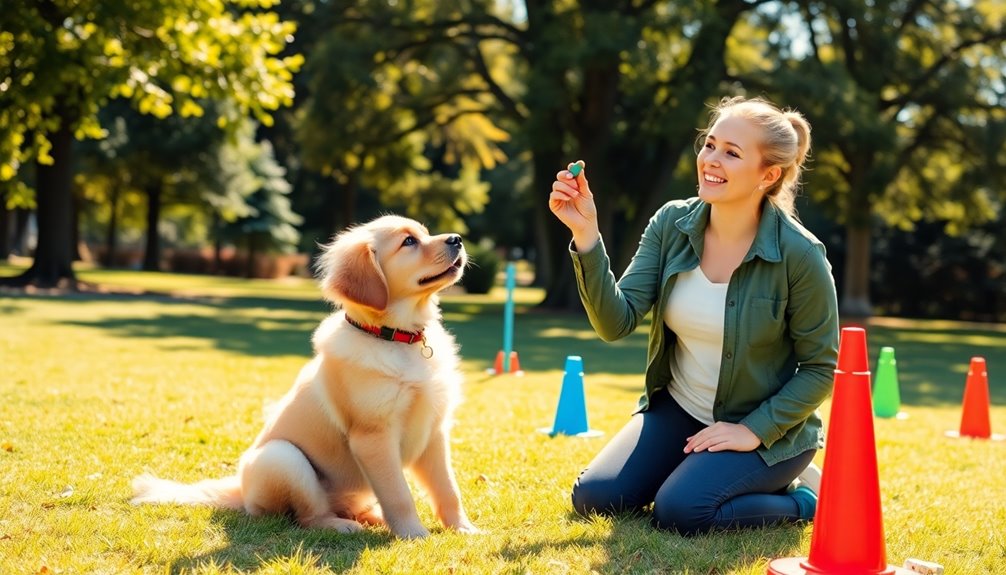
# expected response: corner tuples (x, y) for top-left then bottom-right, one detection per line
(945, 357), (1005, 441)
(489, 350), (505, 375)
(487, 349), (524, 375)
(767, 327), (912, 575)
(508, 351), (523, 374)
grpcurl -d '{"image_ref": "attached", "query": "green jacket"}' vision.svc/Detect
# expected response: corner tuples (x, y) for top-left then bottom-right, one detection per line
(570, 197), (839, 465)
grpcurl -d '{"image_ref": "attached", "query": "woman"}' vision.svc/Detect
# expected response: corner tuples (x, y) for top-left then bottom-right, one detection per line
(548, 96), (838, 535)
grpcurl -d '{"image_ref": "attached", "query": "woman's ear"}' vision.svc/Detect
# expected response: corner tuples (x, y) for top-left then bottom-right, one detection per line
(761, 165), (783, 189)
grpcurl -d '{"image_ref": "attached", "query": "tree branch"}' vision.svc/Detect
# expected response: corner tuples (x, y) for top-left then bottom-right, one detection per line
(456, 41), (526, 121)
(800, 3), (822, 65)
(883, 30), (1006, 110)
(337, 14), (527, 51)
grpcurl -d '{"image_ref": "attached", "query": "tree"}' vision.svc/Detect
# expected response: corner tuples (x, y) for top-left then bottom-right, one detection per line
(289, 1), (772, 309)
(0, 0), (302, 287)
(218, 123), (302, 277)
(297, 2), (507, 239)
(755, 0), (1006, 316)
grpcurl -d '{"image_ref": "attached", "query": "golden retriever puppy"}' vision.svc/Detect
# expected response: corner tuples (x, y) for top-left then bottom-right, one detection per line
(132, 215), (477, 538)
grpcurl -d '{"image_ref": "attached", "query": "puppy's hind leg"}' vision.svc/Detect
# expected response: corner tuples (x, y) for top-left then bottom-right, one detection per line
(240, 440), (362, 533)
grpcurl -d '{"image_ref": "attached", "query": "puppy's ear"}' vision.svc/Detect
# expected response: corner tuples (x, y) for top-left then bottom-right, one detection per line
(318, 238), (389, 311)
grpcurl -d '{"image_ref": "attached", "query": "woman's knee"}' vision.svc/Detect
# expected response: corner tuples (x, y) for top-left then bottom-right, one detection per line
(571, 475), (635, 518)
(651, 497), (714, 536)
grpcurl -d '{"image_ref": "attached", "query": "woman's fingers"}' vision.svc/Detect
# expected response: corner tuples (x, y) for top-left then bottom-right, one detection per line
(684, 423), (759, 454)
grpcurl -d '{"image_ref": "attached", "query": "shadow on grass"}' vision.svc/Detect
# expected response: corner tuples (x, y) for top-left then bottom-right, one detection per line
(14, 288), (1006, 405)
(41, 294), (331, 358)
(443, 300), (650, 375)
(166, 510), (390, 574)
(550, 510), (806, 574)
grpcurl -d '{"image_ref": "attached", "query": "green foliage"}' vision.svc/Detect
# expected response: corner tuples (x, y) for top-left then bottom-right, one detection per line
(295, 1), (512, 230)
(760, 1), (1005, 232)
(221, 128), (303, 254)
(0, 0), (302, 191)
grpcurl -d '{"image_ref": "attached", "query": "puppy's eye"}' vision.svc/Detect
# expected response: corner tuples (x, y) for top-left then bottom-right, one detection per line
(402, 236), (417, 247)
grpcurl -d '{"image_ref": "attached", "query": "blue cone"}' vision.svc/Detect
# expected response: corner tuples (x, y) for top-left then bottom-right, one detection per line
(539, 355), (603, 438)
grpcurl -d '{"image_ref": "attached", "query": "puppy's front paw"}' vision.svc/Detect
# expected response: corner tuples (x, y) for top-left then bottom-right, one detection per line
(452, 521), (482, 535)
(392, 523), (430, 539)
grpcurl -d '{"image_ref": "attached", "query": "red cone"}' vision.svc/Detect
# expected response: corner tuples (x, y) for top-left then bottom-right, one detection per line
(491, 350), (505, 375)
(767, 327), (912, 575)
(508, 351), (522, 374)
(946, 357), (1004, 441)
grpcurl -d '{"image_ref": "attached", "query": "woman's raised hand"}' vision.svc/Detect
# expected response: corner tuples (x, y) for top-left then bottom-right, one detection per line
(549, 160), (600, 251)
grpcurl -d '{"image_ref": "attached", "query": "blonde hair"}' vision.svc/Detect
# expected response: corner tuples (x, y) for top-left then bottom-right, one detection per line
(699, 96), (811, 218)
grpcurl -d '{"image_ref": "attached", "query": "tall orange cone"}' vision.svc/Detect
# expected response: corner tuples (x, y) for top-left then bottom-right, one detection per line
(767, 327), (912, 575)
(945, 357), (1005, 441)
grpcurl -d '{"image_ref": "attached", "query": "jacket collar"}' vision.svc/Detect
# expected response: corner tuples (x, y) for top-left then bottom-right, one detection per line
(675, 199), (783, 263)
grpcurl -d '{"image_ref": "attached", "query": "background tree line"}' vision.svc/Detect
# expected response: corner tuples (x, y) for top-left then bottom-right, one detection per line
(2, 0), (1004, 320)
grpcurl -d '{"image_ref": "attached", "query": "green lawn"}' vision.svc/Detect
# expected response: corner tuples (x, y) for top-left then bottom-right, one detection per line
(2, 266), (1005, 574)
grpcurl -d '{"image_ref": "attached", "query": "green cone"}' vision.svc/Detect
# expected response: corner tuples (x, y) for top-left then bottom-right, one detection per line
(873, 346), (901, 418)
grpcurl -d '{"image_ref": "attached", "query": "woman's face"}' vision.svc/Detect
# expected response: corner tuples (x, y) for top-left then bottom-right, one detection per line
(696, 115), (774, 210)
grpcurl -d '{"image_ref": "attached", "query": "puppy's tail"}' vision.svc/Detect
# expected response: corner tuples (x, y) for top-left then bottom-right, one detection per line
(131, 473), (244, 510)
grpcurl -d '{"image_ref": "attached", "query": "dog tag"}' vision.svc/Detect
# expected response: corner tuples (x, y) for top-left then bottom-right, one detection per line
(420, 336), (433, 359)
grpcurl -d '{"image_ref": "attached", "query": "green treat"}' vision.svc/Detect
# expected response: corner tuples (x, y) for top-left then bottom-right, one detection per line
(569, 163), (582, 177)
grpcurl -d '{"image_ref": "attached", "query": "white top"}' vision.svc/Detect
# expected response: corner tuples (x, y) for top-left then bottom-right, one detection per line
(663, 266), (728, 425)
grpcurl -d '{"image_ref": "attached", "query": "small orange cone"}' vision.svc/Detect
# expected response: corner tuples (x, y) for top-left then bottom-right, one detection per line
(945, 357), (1005, 441)
(490, 350), (505, 375)
(767, 327), (913, 575)
(508, 351), (523, 374)
(487, 350), (524, 375)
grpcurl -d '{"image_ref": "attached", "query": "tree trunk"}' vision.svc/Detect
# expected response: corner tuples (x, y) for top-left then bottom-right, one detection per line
(71, 191), (83, 262)
(1, 122), (77, 288)
(212, 212), (223, 274)
(841, 224), (873, 318)
(0, 202), (9, 258)
(245, 234), (259, 278)
(12, 208), (30, 255)
(525, 0), (583, 310)
(102, 183), (121, 267)
(142, 183), (162, 272)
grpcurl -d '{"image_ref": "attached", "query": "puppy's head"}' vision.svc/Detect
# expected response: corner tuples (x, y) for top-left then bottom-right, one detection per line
(316, 215), (467, 313)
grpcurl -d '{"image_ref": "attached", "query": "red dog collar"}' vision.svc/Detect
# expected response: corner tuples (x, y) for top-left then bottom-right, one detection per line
(345, 315), (425, 345)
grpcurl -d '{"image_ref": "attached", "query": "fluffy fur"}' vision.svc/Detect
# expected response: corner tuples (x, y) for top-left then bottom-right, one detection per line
(132, 215), (477, 538)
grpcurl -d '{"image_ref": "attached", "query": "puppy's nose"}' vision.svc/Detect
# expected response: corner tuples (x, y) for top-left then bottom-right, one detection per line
(445, 235), (462, 246)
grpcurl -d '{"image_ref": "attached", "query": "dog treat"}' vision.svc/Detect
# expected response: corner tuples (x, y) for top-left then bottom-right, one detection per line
(903, 558), (944, 575)
(569, 163), (582, 177)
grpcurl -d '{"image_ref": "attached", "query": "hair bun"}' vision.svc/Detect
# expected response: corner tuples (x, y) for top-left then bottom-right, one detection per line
(784, 111), (812, 168)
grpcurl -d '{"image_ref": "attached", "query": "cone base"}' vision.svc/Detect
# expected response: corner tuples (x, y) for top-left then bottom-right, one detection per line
(487, 368), (525, 376)
(944, 430), (1006, 441)
(766, 556), (914, 575)
(875, 411), (910, 420)
(537, 427), (604, 438)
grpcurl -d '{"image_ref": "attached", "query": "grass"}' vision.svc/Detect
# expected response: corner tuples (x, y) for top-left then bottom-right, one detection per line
(2, 265), (1005, 574)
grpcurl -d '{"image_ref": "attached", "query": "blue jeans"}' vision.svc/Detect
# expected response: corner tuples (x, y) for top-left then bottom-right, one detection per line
(570, 390), (815, 535)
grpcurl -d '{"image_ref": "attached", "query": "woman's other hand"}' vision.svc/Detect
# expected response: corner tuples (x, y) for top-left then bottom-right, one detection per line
(684, 421), (761, 453)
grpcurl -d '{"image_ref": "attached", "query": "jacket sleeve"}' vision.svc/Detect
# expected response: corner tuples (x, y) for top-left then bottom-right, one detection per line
(569, 211), (668, 342)
(740, 242), (839, 447)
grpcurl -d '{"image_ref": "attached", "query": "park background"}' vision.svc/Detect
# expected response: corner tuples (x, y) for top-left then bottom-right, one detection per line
(2, 1), (1005, 574)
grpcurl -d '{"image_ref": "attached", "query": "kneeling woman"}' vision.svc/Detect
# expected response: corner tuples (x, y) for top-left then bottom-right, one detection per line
(547, 96), (838, 535)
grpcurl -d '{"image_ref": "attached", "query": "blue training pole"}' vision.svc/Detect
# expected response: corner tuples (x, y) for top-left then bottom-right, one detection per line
(502, 262), (516, 372)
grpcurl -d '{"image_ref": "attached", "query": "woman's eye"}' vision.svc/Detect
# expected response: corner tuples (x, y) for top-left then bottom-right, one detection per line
(402, 236), (417, 247)
(728, 150), (740, 158)
(704, 142), (714, 150)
